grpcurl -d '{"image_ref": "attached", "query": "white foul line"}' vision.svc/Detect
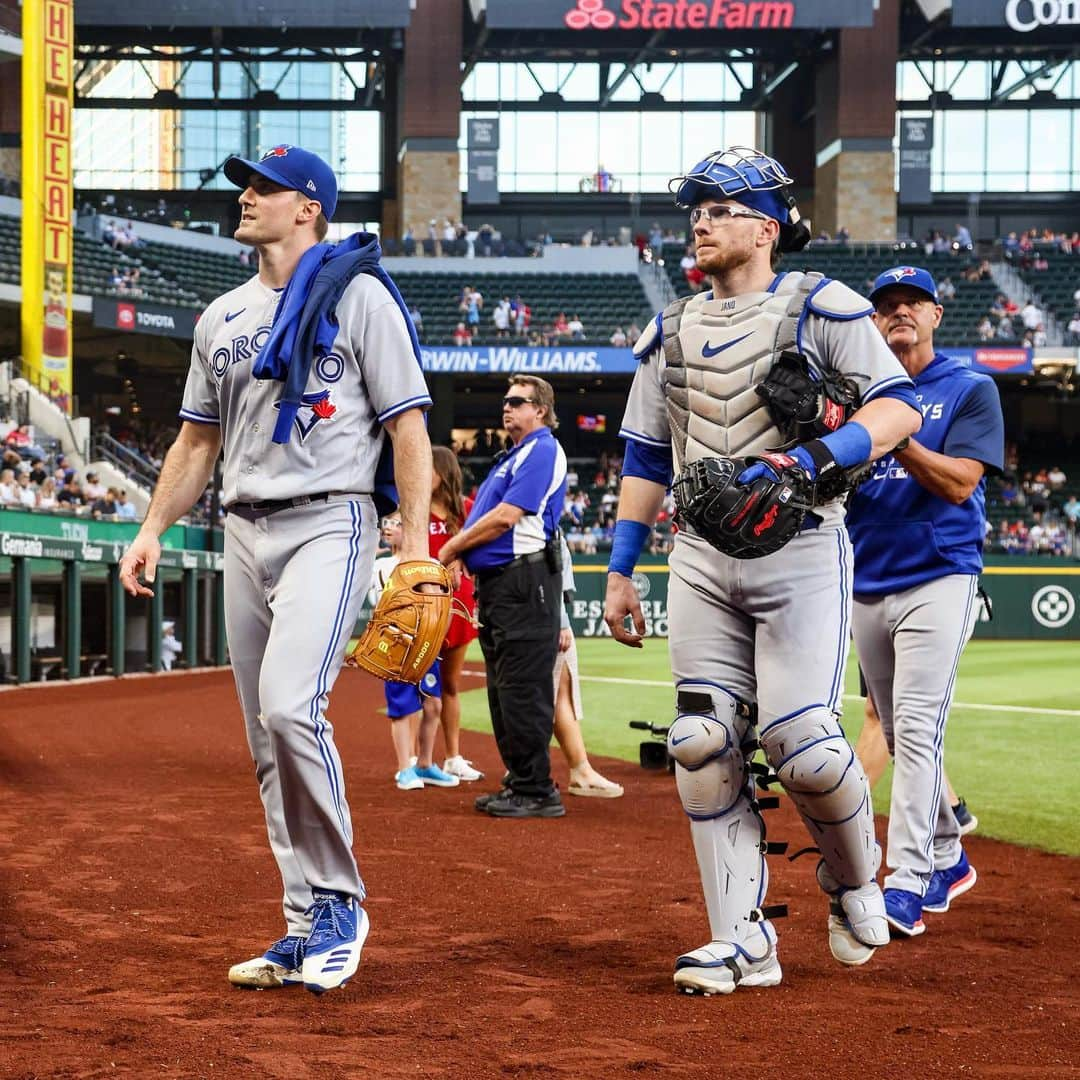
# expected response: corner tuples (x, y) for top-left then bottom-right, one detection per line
(463, 668), (1080, 717)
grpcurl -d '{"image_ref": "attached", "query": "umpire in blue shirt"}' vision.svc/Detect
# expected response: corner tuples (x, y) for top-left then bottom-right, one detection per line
(439, 376), (569, 818)
(847, 266), (1004, 939)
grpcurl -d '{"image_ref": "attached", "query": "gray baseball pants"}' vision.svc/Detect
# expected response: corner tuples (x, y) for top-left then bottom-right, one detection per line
(224, 494), (377, 936)
(852, 573), (978, 896)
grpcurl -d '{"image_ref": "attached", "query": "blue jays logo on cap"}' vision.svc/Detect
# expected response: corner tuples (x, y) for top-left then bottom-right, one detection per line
(223, 144), (339, 221)
(869, 265), (939, 306)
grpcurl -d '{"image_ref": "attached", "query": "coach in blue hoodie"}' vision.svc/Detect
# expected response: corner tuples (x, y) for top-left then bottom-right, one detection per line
(847, 266), (1004, 940)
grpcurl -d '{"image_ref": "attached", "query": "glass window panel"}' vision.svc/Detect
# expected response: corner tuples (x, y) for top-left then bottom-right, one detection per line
(1028, 172), (1071, 191)
(1030, 111), (1070, 173)
(940, 172), (986, 193)
(597, 113), (641, 176)
(946, 61), (989, 98)
(556, 114), (598, 180)
(559, 64), (596, 101)
(986, 112), (1028, 174)
(641, 113), (678, 179)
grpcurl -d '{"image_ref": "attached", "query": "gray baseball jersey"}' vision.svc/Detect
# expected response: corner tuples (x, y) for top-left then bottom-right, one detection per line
(620, 272), (913, 975)
(181, 273), (432, 505)
(182, 265), (431, 940)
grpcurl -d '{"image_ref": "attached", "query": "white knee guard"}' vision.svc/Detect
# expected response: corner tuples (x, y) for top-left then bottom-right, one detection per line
(759, 705), (877, 889)
(669, 684), (783, 949)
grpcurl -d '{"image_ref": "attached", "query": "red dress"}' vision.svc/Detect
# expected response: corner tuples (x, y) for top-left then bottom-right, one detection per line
(429, 502), (478, 651)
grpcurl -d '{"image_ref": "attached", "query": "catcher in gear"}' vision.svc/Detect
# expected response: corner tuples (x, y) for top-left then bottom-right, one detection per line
(603, 146), (923, 995)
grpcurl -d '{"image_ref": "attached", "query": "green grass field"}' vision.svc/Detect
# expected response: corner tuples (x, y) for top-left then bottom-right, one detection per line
(458, 639), (1080, 857)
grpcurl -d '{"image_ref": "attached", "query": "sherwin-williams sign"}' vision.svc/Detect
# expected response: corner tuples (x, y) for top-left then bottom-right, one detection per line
(486, 0), (875, 29)
(951, 0), (1080, 32)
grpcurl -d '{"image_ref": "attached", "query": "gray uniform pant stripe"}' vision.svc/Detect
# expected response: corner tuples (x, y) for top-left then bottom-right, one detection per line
(852, 574), (978, 896)
(224, 496), (376, 934)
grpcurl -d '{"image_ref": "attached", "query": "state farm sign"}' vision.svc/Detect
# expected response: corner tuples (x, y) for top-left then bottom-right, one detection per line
(485, 0), (873, 28)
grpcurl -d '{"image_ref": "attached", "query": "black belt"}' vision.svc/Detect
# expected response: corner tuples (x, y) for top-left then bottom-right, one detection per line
(229, 492), (334, 516)
(474, 549), (550, 582)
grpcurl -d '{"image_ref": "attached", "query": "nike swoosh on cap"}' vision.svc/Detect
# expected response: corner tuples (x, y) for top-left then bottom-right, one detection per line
(225, 309), (246, 322)
(702, 331), (754, 358)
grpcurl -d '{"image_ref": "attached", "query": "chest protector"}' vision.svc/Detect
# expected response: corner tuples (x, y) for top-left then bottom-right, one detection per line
(660, 272), (822, 473)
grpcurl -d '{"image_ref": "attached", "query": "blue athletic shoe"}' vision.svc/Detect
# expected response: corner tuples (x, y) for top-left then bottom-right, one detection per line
(884, 888), (926, 938)
(301, 891), (369, 995)
(923, 851), (977, 914)
(227, 934), (305, 989)
(395, 765), (423, 790)
(414, 762), (460, 788)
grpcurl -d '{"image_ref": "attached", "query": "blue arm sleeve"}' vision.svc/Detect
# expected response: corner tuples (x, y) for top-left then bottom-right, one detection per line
(622, 437), (674, 488)
(868, 382), (920, 413)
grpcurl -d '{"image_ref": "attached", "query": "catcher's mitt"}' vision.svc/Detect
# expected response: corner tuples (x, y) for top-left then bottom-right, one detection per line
(672, 454), (815, 559)
(756, 351), (863, 449)
(346, 560), (454, 683)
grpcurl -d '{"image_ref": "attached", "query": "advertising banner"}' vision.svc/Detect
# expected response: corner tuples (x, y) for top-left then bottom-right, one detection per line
(92, 296), (200, 341)
(486, 0), (876, 30)
(951, 1), (1080, 32)
(899, 116), (933, 205)
(940, 346), (1033, 377)
(467, 119), (500, 206)
(75, 0), (411, 27)
(420, 344), (638, 375)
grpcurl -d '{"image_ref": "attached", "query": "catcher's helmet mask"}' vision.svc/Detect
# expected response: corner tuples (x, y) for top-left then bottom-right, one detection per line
(670, 146), (811, 254)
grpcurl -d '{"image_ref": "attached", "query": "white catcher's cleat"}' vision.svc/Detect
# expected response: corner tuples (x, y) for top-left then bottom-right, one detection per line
(826, 883), (890, 966)
(228, 935), (305, 989)
(673, 940), (782, 996)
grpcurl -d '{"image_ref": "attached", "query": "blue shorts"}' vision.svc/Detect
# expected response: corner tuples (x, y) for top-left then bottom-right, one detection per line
(384, 659), (442, 718)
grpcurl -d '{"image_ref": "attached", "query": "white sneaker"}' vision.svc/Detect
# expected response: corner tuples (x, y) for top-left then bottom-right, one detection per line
(443, 755), (485, 781)
(673, 939), (782, 996)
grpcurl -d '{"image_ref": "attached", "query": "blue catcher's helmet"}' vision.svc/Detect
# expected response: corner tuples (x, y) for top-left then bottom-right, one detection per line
(670, 146), (810, 253)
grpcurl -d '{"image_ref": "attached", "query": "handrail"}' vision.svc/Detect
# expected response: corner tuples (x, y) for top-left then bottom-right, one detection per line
(93, 432), (160, 490)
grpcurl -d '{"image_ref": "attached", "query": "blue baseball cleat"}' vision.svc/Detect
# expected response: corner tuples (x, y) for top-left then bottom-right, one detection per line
(884, 888), (926, 937)
(923, 850), (977, 914)
(228, 934), (306, 989)
(302, 892), (369, 995)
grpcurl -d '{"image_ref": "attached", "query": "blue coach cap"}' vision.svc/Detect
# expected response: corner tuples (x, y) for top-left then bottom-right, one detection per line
(223, 144), (338, 221)
(869, 266), (939, 306)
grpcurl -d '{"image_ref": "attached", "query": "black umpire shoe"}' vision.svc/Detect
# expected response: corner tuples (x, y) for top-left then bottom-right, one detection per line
(484, 790), (566, 819)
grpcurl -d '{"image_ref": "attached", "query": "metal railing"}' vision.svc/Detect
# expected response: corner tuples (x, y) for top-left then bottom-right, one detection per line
(92, 433), (160, 491)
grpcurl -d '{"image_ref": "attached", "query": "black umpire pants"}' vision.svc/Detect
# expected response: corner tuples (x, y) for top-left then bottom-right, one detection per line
(475, 556), (561, 797)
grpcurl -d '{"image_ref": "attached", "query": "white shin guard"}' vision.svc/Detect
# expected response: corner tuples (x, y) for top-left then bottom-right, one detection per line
(759, 705), (877, 890)
(668, 684), (781, 953)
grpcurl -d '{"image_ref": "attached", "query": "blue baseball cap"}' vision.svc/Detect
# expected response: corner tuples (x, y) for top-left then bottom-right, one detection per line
(869, 266), (939, 306)
(223, 144), (338, 221)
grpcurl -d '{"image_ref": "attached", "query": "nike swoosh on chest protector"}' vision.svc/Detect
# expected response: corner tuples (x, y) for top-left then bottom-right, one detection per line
(701, 331), (754, 357)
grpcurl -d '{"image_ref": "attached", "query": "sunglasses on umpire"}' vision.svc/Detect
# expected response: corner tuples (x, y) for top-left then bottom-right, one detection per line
(689, 204), (769, 226)
(502, 395), (536, 408)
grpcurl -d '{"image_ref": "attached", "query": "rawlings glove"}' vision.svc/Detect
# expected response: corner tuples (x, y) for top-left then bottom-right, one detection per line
(346, 560), (454, 683)
(673, 455), (815, 559)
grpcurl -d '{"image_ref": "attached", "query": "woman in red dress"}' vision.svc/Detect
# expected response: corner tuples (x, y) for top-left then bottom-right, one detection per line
(430, 446), (484, 781)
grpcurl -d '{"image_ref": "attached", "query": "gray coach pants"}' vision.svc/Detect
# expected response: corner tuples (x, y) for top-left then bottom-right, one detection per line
(224, 495), (377, 936)
(852, 574), (978, 896)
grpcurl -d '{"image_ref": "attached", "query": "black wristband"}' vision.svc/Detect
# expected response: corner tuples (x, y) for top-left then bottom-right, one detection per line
(801, 439), (839, 478)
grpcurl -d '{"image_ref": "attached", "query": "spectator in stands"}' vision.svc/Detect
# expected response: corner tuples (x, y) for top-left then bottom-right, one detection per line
(816, 229), (832, 244)
(0, 468), (17, 504)
(110, 266), (124, 291)
(953, 223), (973, 251)
(626, 322), (642, 347)
(989, 293), (1008, 319)
(5, 425), (45, 460)
(477, 223), (494, 257)
(1031, 324), (1047, 348)
(83, 471), (106, 501)
(1032, 253), (1049, 272)
(57, 476), (86, 510)
(428, 219), (440, 257)
(37, 477), (59, 510)
(238, 248), (251, 268)
(513, 297), (531, 337)
(453, 322), (472, 347)
(92, 486), (119, 519)
(938, 276), (957, 301)
(116, 489), (137, 520)
(401, 225), (416, 257)
(160, 621), (183, 672)
(977, 315), (994, 342)
(1068, 312), (1080, 345)
(13, 472), (35, 508)
(567, 314), (585, 341)
(1047, 465), (1067, 491)
(29, 459), (48, 486)
(1063, 495), (1079, 529)
(552, 312), (570, 339)
(463, 286), (483, 330)
(408, 304), (423, 341)
(996, 315), (1016, 340)
(680, 244), (704, 293)
(1021, 300), (1043, 332)
(493, 297), (511, 339)
(649, 222), (664, 259)
(1002, 231), (1020, 260)
(610, 326), (628, 347)
(835, 225), (850, 246)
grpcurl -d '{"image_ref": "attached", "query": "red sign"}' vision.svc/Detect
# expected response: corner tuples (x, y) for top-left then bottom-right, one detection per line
(972, 348), (1030, 372)
(116, 303), (135, 330)
(564, 0), (794, 30)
